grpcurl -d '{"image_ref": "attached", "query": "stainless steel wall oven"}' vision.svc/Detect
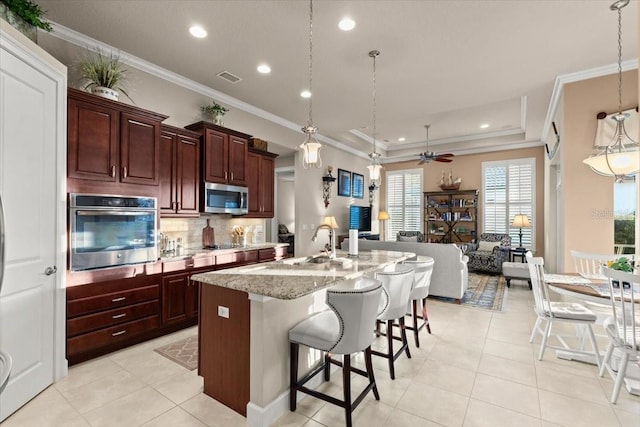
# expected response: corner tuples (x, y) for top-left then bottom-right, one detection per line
(69, 194), (157, 271)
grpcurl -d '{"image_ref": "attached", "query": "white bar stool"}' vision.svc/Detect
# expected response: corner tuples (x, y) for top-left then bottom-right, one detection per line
(403, 257), (435, 347)
(289, 276), (383, 427)
(372, 263), (415, 379)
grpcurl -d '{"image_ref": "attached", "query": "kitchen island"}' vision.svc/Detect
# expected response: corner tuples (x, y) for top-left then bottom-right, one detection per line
(191, 249), (415, 426)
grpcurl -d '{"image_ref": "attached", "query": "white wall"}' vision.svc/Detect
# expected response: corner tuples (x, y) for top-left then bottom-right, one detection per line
(277, 178), (295, 232)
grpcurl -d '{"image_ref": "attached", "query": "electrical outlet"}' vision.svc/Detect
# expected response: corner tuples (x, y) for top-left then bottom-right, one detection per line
(218, 305), (229, 318)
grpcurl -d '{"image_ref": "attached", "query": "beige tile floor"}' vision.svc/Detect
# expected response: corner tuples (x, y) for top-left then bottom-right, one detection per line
(3, 280), (639, 426)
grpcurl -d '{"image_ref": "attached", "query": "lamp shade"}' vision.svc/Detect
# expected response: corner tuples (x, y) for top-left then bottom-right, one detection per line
(378, 210), (389, 220)
(583, 149), (640, 177)
(511, 214), (530, 228)
(367, 163), (382, 183)
(299, 138), (322, 169)
(321, 215), (339, 229)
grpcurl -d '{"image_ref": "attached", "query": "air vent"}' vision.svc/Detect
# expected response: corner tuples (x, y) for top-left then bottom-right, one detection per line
(217, 71), (242, 84)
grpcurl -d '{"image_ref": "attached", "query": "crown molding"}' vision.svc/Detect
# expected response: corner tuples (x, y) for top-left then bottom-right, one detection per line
(387, 128), (525, 151)
(541, 59), (638, 142)
(348, 129), (390, 151)
(49, 22), (370, 160)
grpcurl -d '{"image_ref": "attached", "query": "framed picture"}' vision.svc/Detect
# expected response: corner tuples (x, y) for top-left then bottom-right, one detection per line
(352, 173), (364, 199)
(337, 169), (351, 197)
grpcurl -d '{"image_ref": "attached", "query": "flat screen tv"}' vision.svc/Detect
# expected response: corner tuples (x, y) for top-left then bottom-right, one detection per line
(349, 205), (372, 232)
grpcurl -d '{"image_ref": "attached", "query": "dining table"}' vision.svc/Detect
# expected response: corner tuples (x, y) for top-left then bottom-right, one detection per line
(545, 273), (640, 396)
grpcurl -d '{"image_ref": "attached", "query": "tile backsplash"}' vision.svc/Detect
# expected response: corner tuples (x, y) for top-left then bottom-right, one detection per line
(160, 215), (268, 250)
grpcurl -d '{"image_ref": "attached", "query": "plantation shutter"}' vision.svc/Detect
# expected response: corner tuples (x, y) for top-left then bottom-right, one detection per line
(386, 169), (423, 241)
(482, 159), (536, 249)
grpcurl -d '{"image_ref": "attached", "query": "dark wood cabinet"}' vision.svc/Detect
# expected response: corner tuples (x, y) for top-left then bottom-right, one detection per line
(67, 88), (167, 194)
(66, 273), (163, 364)
(161, 268), (208, 325)
(160, 125), (201, 217)
(246, 149), (277, 218)
(185, 121), (250, 187)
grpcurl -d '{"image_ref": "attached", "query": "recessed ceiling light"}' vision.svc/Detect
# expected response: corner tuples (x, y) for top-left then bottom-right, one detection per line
(338, 17), (356, 31)
(398, 137), (406, 142)
(189, 25), (207, 38)
(480, 123), (490, 129)
(257, 64), (271, 74)
(300, 90), (311, 98)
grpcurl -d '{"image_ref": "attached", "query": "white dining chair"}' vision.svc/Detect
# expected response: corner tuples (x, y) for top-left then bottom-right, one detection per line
(526, 253), (601, 368)
(570, 250), (632, 280)
(599, 267), (639, 404)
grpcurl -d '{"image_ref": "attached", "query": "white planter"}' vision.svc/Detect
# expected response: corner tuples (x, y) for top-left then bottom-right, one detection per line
(91, 86), (119, 101)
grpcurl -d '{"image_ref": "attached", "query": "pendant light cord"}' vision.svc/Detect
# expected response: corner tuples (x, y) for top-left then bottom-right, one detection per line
(308, 0), (313, 127)
(372, 51), (377, 155)
(616, 6), (622, 115)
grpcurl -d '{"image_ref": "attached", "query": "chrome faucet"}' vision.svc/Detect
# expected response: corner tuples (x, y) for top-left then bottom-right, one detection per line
(311, 224), (336, 259)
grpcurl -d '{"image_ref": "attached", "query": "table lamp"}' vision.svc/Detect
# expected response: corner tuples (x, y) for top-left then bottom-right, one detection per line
(511, 214), (530, 249)
(321, 215), (339, 248)
(378, 210), (389, 241)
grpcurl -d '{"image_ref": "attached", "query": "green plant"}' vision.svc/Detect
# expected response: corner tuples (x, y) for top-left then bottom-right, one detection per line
(1, 0), (52, 31)
(607, 257), (634, 272)
(78, 48), (131, 100)
(201, 100), (229, 117)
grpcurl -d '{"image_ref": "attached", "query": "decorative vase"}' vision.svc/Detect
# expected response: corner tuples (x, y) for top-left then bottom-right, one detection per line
(0, 3), (37, 43)
(91, 86), (119, 101)
(213, 112), (224, 126)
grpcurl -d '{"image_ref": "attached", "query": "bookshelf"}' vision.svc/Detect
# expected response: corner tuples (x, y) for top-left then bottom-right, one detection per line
(424, 189), (478, 244)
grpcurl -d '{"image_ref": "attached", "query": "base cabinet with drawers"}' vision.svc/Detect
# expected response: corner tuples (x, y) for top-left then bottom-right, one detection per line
(66, 273), (163, 364)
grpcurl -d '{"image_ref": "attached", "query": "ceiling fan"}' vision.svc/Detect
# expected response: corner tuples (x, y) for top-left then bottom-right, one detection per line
(417, 124), (454, 165)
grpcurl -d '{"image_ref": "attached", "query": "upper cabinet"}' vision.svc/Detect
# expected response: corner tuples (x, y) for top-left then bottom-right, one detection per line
(246, 148), (278, 218)
(185, 121), (250, 187)
(67, 88), (168, 194)
(159, 125), (201, 217)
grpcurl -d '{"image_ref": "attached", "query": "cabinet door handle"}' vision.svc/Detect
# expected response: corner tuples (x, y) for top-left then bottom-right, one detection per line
(230, 172), (234, 181)
(111, 165), (116, 177)
(112, 313), (127, 319)
(112, 296), (126, 302)
(112, 330), (127, 337)
(225, 171), (228, 180)
(122, 166), (128, 178)
(176, 202), (181, 210)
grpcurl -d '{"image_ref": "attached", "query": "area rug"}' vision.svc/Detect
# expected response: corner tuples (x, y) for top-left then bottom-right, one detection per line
(154, 335), (198, 370)
(429, 273), (507, 312)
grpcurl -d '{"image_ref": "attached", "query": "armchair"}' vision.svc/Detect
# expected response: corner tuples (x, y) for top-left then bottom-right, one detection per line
(466, 233), (511, 274)
(278, 224), (295, 255)
(396, 231), (424, 243)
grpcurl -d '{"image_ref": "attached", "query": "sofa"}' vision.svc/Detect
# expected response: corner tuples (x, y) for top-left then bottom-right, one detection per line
(466, 233), (511, 274)
(278, 224), (295, 255)
(341, 239), (469, 301)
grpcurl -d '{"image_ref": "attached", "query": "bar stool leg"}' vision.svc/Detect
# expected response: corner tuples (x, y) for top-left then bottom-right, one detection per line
(423, 298), (431, 334)
(399, 317), (411, 359)
(342, 354), (353, 427)
(412, 300), (420, 347)
(386, 320), (395, 379)
(364, 346), (380, 400)
(324, 352), (331, 381)
(290, 342), (299, 411)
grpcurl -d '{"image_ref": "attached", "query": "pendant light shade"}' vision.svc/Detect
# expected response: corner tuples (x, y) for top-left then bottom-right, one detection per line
(368, 50), (382, 187)
(583, 0), (639, 182)
(299, 0), (322, 169)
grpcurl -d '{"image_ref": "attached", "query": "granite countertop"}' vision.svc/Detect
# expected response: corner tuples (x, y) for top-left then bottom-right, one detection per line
(191, 249), (416, 300)
(159, 242), (288, 262)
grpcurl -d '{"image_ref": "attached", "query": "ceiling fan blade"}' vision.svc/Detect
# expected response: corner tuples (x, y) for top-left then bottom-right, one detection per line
(435, 157), (453, 163)
(437, 153), (454, 157)
(417, 159), (426, 165)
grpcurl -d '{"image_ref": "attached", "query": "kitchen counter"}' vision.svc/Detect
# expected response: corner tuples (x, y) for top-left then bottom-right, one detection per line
(159, 242), (288, 261)
(192, 249), (415, 424)
(191, 249), (414, 300)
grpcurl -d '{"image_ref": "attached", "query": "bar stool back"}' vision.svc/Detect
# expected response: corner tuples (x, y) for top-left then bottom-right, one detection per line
(372, 263), (415, 379)
(289, 276), (383, 427)
(404, 257), (435, 347)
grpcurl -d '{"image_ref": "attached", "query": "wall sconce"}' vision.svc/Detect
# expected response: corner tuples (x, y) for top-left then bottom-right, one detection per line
(322, 166), (336, 208)
(368, 183), (377, 206)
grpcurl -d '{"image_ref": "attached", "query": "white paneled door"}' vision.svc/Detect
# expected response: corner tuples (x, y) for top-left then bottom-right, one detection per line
(0, 24), (66, 421)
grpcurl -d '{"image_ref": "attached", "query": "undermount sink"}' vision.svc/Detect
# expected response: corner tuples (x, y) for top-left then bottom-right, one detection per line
(281, 254), (333, 266)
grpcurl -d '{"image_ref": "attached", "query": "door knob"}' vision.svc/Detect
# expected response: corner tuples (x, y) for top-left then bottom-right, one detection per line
(44, 266), (57, 276)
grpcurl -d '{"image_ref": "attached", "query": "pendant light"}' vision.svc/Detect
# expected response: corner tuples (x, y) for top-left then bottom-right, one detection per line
(367, 50), (382, 187)
(583, 0), (639, 183)
(299, 0), (322, 169)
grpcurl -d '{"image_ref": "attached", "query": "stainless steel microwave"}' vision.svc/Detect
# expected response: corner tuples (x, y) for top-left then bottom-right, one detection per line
(202, 183), (248, 215)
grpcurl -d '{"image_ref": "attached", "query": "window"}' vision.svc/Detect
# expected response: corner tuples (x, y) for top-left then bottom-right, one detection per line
(614, 178), (636, 254)
(482, 158), (535, 249)
(385, 169), (423, 241)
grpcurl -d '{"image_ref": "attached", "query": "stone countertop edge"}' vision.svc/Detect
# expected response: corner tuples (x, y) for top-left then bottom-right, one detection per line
(191, 250), (417, 300)
(159, 242), (288, 262)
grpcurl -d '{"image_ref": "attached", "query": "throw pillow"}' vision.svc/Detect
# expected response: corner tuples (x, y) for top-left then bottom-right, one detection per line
(398, 235), (418, 242)
(478, 241), (498, 252)
(278, 224), (289, 235)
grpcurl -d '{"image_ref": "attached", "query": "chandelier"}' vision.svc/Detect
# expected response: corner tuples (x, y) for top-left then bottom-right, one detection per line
(299, 0), (322, 169)
(367, 50), (382, 187)
(582, 0), (639, 182)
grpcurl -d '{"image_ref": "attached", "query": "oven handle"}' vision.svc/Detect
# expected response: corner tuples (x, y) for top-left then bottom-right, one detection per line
(74, 210), (153, 216)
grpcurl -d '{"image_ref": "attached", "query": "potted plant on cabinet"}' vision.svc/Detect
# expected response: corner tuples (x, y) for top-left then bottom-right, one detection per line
(0, 0), (52, 41)
(77, 48), (131, 102)
(201, 99), (229, 126)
